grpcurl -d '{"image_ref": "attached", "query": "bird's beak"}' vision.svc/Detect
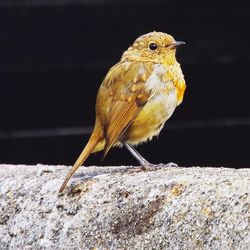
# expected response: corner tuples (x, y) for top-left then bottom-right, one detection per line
(168, 41), (186, 50)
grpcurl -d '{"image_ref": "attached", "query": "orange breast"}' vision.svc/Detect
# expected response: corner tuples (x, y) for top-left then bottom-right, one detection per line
(121, 63), (186, 146)
(175, 78), (186, 104)
(164, 64), (186, 105)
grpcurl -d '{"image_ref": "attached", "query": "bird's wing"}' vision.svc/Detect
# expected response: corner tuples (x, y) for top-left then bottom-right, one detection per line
(97, 61), (153, 158)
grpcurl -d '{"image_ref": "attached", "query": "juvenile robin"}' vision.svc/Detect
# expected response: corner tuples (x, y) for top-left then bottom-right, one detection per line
(59, 31), (186, 192)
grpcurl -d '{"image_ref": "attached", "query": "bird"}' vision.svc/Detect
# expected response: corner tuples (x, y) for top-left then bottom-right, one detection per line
(59, 31), (186, 193)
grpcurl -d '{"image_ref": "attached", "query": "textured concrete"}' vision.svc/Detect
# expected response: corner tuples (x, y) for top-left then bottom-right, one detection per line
(0, 164), (249, 249)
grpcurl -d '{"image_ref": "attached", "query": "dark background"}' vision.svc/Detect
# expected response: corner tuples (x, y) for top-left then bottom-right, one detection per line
(1, 0), (250, 168)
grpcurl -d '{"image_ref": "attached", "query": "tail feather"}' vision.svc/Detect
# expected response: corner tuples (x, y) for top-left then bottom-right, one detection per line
(59, 131), (102, 193)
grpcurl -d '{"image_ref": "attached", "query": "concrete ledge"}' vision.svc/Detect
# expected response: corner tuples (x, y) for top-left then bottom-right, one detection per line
(0, 164), (249, 249)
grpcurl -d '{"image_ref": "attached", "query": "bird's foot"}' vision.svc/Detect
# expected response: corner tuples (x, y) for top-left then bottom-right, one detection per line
(140, 163), (161, 171)
(158, 162), (179, 168)
(125, 162), (178, 174)
(140, 162), (178, 170)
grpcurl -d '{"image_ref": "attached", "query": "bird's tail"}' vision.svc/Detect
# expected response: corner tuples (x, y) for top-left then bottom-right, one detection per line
(59, 130), (103, 193)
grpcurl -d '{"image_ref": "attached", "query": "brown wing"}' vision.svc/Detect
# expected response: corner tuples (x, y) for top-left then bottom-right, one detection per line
(103, 90), (149, 157)
(96, 61), (153, 158)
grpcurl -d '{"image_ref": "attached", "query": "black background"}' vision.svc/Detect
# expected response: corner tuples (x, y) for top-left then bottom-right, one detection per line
(1, 0), (250, 168)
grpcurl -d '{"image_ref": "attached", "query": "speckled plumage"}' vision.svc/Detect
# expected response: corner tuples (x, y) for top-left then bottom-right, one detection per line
(59, 31), (186, 192)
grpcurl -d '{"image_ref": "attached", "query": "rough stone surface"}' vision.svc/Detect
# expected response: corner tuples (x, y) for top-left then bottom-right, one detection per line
(0, 164), (249, 249)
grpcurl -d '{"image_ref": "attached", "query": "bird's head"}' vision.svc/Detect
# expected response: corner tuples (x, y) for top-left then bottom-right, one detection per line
(122, 31), (185, 65)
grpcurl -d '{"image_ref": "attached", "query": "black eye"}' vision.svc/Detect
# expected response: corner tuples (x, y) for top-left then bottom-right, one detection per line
(149, 42), (158, 50)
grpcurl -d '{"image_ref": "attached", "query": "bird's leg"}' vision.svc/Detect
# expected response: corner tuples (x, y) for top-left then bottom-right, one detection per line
(122, 142), (151, 167)
(122, 141), (178, 169)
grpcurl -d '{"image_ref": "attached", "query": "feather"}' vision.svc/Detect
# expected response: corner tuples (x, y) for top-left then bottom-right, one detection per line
(97, 61), (152, 158)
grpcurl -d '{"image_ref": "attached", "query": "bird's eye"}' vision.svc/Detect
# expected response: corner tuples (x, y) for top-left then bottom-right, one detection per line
(149, 42), (158, 50)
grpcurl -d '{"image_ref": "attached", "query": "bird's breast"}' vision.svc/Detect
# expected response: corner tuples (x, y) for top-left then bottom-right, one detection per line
(145, 63), (186, 105)
(125, 90), (178, 145)
(125, 64), (184, 145)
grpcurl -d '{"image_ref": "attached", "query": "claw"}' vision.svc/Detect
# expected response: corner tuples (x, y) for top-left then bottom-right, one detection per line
(163, 162), (179, 168)
(142, 162), (179, 170)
